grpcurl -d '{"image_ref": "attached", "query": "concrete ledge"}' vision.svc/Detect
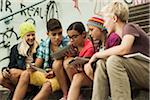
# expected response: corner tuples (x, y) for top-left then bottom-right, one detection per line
(0, 87), (10, 100)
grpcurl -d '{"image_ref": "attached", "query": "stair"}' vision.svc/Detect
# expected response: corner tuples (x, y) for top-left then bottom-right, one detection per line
(128, 2), (150, 33)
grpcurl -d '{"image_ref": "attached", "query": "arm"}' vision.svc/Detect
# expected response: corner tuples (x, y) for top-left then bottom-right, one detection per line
(89, 34), (135, 64)
(34, 58), (43, 68)
(2, 45), (17, 78)
(34, 40), (45, 68)
(8, 45), (18, 68)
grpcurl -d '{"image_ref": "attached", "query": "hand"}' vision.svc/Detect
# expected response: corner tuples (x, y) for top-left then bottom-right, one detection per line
(26, 63), (36, 72)
(68, 63), (83, 72)
(89, 53), (98, 64)
(2, 68), (11, 79)
(64, 45), (78, 57)
(73, 57), (85, 64)
(45, 70), (55, 79)
(69, 58), (83, 72)
(75, 63), (83, 72)
(84, 63), (94, 80)
(25, 56), (33, 64)
(64, 50), (72, 57)
(27, 67), (36, 72)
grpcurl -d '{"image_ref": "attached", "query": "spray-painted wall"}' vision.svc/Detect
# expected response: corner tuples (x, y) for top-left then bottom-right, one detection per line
(0, 0), (112, 68)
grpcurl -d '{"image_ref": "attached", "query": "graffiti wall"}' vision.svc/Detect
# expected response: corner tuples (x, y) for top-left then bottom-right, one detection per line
(0, 0), (104, 68)
(0, 0), (61, 67)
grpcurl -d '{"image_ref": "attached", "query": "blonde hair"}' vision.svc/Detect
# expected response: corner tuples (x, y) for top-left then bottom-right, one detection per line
(18, 37), (38, 57)
(101, 1), (129, 22)
(18, 22), (38, 57)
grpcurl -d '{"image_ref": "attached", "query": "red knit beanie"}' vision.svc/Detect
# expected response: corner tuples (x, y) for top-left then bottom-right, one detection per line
(87, 17), (105, 30)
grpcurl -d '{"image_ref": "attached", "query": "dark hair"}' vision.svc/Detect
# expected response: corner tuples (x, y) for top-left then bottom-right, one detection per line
(67, 22), (85, 34)
(47, 18), (62, 32)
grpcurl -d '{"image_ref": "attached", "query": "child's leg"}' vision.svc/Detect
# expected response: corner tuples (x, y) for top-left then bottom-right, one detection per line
(33, 77), (60, 100)
(0, 68), (23, 91)
(53, 60), (69, 97)
(12, 70), (30, 100)
(67, 72), (92, 100)
(63, 57), (78, 81)
(84, 64), (94, 80)
(0, 72), (15, 91)
(33, 82), (52, 100)
(9, 68), (23, 85)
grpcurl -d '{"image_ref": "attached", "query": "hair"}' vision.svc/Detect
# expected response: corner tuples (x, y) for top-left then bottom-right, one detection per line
(18, 37), (38, 57)
(101, 1), (129, 22)
(46, 18), (62, 32)
(67, 22), (86, 35)
(18, 22), (38, 57)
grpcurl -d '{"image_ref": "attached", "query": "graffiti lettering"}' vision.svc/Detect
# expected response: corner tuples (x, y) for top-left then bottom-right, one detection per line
(0, 0), (3, 12)
(0, 27), (19, 63)
(20, 3), (26, 16)
(5, 0), (12, 13)
(0, 0), (47, 22)
(0, 27), (20, 48)
(0, 0), (60, 64)
(34, 7), (43, 19)
(0, 0), (59, 22)
(20, 3), (44, 19)
(46, 1), (59, 22)
(0, 0), (12, 13)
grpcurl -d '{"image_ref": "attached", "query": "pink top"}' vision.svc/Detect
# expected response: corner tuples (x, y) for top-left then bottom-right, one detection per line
(105, 32), (121, 49)
(79, 39), (95, 57)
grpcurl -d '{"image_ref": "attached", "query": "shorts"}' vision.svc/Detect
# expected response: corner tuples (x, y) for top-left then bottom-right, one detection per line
(30, 71), (60, 92)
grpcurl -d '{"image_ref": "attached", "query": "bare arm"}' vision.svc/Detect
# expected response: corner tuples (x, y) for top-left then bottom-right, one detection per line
(34, 58), (43, 68)
(89, 35), (135, 64)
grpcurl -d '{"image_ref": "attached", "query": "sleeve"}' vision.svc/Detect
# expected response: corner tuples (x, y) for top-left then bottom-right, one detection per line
(36, 41), (45, 59)
(107, 35), (121, 49)
(83, 47), (95, 58)
(8, 45), (18, 68)
(62, 36), (69, 46)
(123, 23), (140, 37)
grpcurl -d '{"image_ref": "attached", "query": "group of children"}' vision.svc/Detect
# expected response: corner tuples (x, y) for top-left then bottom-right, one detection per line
(0, 1), (149, 100)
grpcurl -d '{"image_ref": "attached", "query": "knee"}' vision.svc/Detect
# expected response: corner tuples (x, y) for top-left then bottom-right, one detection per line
(106, 55), (124, 73)
(107, 55), (122, 64)
(9, 68), (22, 75)
(95, 59), (106, 71)
(63, 58), (72, 70)
(64, 64), (70, 71)
(72, 73), (83, 85)
(52, 60), (63, 72)
(106, 55), (122, 66)
(94, 60), (108, 79)
(19, 70), (30, 82)
(42, 82), (52, 93)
